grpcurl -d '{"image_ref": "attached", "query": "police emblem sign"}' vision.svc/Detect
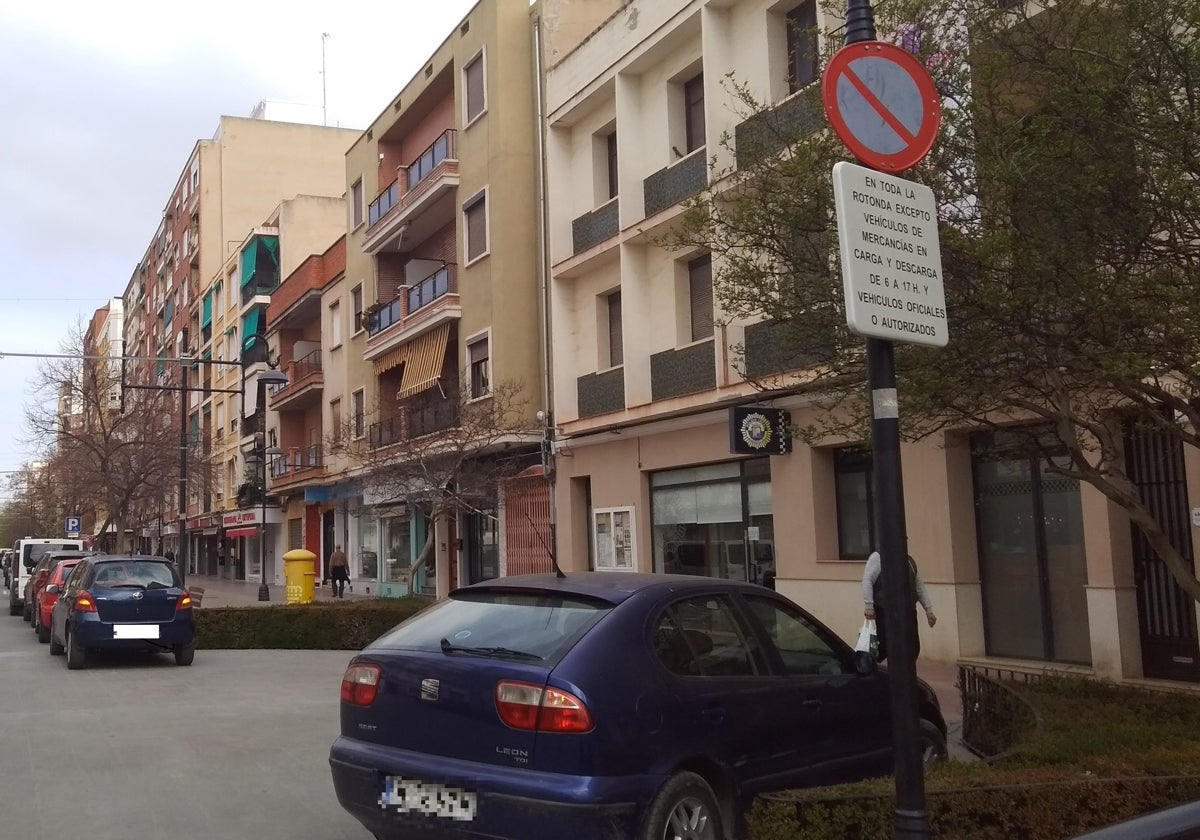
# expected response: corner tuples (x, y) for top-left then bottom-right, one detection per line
(728, 407), (791, 456)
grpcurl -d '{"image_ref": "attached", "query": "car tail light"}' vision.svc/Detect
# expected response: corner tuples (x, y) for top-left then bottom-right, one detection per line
(495, 681), (593, 733)
(176, 591), (193, 611)
(75, 591), (98, 613)
(341, 664), (381, 706)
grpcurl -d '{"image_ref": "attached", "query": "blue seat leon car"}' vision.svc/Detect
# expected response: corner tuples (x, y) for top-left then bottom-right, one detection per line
(329, 572), (947, 840)
(48, 554), (196, 669)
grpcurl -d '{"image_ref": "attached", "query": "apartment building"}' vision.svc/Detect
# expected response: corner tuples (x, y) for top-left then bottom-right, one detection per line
(80, 300), (124, 547)
(338, 0), (550, 598)
(122, 113), (358, 573)
(539, 0), (1200, 686)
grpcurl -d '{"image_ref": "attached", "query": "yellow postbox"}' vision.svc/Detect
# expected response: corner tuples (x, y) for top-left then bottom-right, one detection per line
(283, 548), (318, 604)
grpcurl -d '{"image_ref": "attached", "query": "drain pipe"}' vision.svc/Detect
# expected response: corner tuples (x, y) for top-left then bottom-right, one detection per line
(531, 12), (559, 568)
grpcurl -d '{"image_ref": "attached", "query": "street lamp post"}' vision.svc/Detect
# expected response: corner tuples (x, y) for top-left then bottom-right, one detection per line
(240, 333), (287, 602)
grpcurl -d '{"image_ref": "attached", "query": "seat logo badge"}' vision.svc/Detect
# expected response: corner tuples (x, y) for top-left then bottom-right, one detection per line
(420, 679), (440, 701)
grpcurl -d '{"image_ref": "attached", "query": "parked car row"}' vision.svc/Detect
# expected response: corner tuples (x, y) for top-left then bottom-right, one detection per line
(6, 545), (197, 669)
(329, 572), (950, 840)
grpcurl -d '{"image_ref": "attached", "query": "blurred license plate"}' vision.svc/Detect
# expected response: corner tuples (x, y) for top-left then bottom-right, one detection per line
(379, 776), (476, 821)
(113, 625), (159, 640)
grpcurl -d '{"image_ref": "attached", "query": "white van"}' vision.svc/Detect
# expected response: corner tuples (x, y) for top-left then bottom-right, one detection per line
(9, 537), (85, 619)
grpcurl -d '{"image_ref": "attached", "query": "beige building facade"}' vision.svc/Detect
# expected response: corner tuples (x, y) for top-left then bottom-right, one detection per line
(336, 0), (550, 599)
(541, 0), (1200, 684)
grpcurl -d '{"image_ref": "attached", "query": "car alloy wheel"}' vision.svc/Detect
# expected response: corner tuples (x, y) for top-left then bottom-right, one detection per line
(66, 625), (86, 670)
(640, 772), (723, 840)
(920, 719), (949, 769)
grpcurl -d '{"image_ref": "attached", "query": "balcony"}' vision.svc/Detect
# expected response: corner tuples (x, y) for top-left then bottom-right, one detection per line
(363, 130), (459, 255)
(269, 444), (324, 485)
(734, 86), (823, 170)
(643, 148), (708, 218)
(368, 397), (460, 450)
(577, 367), (625, 418)
(366, 265), (458, 339)
(572, 199), (619, 255)
(650, 339), (716, 401)
(270, 350), (323, 411)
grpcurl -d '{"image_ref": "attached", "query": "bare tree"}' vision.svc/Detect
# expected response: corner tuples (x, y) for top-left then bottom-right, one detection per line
(23, 321), (213, 547)
(331, 377), (539, 582)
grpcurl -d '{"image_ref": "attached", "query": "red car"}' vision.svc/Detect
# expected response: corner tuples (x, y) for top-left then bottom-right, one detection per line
(34, 555), (86, 644)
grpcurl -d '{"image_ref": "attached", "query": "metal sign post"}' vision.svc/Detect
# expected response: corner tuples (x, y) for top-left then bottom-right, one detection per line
(823, 2), (944, 838)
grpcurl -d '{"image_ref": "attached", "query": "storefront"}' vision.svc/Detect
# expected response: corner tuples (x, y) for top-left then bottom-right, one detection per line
(220, 507), (284, 585)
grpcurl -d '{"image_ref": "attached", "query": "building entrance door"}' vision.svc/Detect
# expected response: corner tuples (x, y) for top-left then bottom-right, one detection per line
(1124, 422), (1200, 682)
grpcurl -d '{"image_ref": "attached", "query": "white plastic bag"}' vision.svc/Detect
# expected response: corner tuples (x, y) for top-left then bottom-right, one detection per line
(855, 619), (876, 653)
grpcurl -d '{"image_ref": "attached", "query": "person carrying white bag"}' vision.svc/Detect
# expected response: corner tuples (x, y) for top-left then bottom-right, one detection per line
(861, 550), (936, 662)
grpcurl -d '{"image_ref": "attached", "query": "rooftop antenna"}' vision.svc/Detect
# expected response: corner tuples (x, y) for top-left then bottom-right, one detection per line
(321, 32), (331, 126)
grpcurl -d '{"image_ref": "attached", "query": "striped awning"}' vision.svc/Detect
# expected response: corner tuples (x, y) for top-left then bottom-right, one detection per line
(372, 345), (407, 376)
(399, 322), (451, 398)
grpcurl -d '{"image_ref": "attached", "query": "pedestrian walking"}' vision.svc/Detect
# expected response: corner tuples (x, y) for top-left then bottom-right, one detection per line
(328, 545), (349, 599)
(861, 550), (936, 662)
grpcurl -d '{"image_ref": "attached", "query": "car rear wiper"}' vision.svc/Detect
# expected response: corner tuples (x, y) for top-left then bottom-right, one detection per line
(439, 638), (542, 661)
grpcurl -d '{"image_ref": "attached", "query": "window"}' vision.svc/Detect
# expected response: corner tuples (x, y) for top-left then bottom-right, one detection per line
(606, 290), (623, 367)
(350, 179), (363, 228)
(464, 192), (488, 262)
(351, 284), (363, 333)
(468, 335), (490, 398)
(744, 595), (848, 676)
(215, 403), (225, 440)
(834, 447), (874, 559)
(330, 300), (342, 347)
(606, 131), (618, 200)
(464, 52), (486, 123)
(683, 73), (705, 154)
(352, 389), (365, 439)
(653, 596), (761, 676)
(225, 331), (237, 366)
(330, 398), (342, 443)
(226, 458), (236, 501)
(688, 254), (713, 341)
(787, 2), (820, 93)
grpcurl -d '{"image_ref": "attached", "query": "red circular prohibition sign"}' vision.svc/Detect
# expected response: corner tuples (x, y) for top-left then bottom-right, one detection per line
(821, 41), (942, 173)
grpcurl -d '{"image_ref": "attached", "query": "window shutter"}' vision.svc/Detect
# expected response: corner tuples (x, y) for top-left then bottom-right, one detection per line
(466, 197), (487, 260)
(608, 292), (623, 367)
(465, 55), (485, 121)
(469, 338), (488, 364)
(689, 255), (714, 341)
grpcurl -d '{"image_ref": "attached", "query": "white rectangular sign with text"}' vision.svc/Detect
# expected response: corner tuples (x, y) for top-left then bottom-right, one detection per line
(832, 161), (947, 347)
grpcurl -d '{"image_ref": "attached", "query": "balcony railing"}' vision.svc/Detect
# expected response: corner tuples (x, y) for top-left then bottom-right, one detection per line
(291, 349), (322, 382)
(366, 298), (402, 337)
(368, 180), (400, 227)
(270, 444), (323, 480)
(242, 277), (278, 305)
(366, 265), (458, 337)
(366, 130), (458, 235)
(406, 130), (456, 194)
(367, 399), (460, 450)
(407, 265), (453, 315)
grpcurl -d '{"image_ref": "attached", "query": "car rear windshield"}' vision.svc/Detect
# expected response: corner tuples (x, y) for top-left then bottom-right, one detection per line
(91, 562), (179, 589)
(26, 543), (81, 563)
(376, 591), (611, 663)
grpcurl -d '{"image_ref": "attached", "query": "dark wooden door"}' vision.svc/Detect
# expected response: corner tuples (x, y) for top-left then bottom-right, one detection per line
(1125, 423), (1200, 682)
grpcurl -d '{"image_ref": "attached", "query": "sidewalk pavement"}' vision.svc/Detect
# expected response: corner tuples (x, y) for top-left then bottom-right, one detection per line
(181, 573), (374, 608)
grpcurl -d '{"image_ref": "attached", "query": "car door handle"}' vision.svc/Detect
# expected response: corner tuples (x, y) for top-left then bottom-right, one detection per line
(801, 698), (822, 711)
(701, 705), (727, 725)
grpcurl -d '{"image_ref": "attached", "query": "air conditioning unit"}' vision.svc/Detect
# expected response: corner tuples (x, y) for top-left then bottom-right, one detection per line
(107, 390), (121, 408)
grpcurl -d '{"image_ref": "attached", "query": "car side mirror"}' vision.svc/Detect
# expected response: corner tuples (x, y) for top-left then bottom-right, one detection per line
(24, 559), (36, 570)
(45, 584), (60, 595)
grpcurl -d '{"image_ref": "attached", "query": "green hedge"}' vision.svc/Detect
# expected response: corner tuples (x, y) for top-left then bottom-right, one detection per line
(195, 598), (429, 650)
(747, 676), (1200, 839)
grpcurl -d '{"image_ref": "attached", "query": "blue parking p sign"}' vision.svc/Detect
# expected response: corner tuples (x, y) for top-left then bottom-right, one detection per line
(65, 516), (82, 535)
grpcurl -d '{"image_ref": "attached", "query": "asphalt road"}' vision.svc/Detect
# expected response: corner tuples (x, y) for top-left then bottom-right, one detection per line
(0, 586), (371, 840)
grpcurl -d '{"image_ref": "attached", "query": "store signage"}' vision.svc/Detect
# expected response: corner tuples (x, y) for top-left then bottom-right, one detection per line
(728, 407), (791, 456)
(222, 510), (261, 527)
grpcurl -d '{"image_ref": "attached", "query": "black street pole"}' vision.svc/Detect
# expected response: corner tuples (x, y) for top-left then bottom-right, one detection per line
(843, 3), (930, 839)
(178, 353), (189, 587)
(259, 442), (269, 601)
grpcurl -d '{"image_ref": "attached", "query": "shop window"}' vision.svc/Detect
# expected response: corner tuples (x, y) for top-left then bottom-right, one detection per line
(650, 459), (774, 584)
(834, 446), (874, 559)
(287, 518), (303, 551)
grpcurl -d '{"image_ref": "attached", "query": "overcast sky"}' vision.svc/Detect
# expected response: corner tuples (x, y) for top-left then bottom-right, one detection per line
(0, 0), (481, 496)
